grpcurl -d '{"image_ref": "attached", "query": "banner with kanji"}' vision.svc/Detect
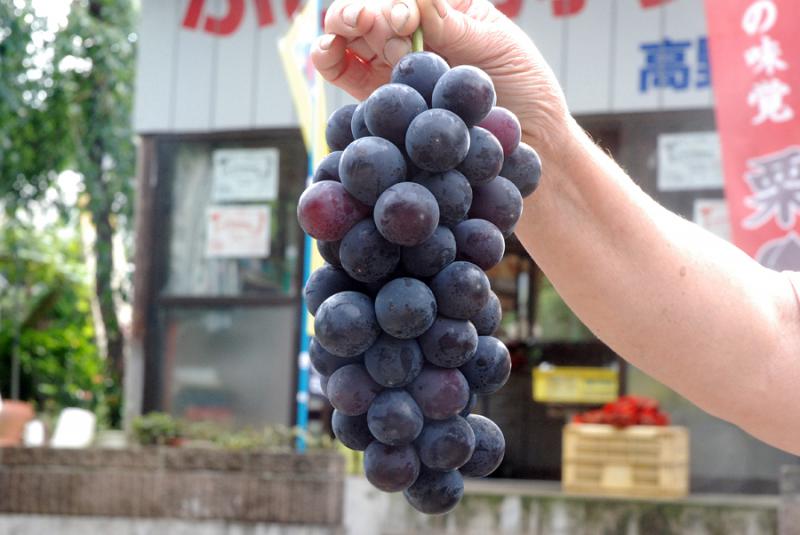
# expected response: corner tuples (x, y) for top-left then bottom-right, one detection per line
(705, 0), (800, 270)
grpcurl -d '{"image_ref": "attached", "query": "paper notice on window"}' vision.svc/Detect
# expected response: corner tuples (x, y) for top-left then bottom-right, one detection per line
(206, 205), (270, 258)
(693, 198), (731, 242)
(657, 132), (724, 191)
(212, 148), (279, 202)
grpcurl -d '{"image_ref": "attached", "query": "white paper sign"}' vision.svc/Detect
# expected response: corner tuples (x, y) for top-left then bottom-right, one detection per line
(658, 132), (724, 191)
(693, 198), (731, 242)
(206, 205), (270, 258)
(212, 148), (279, 202)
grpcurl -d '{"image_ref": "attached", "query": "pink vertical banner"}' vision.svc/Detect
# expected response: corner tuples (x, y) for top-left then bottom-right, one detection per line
(705, 0), (800, 269)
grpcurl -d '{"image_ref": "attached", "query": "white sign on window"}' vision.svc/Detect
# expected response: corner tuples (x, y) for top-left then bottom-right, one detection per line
(658, 132), (724, 191)
(212, 148), (279, 202)
(206, 205), (270, 258)
(693, 198), (731, 242)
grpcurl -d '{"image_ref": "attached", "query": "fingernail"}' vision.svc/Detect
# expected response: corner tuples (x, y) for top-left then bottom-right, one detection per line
(433, 0), (448, 18)
(342, 3), (363, 27)
(318, 34), (336, 51)
(390, 2), (410, 33)
(384, 37), (411, 65)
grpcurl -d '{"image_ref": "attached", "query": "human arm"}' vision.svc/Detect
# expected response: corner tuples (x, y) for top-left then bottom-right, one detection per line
(313, 0), (800, 453)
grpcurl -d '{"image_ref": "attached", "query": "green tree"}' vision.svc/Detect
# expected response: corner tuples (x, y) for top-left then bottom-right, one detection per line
(0, 222), (114, 421)
(0, 0), (136, 426)
(53, 0), (136, 394)
(0, 1), (70, 204)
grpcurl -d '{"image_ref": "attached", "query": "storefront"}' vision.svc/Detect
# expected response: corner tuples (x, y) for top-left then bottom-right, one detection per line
(130, 0), (798, 492)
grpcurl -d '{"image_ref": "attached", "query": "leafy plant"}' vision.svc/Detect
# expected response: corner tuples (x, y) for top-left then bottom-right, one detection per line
(130, 412), (181, 446)
(0, 222), (117, 425)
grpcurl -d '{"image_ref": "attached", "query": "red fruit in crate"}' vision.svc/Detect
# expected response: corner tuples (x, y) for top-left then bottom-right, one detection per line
(297, 181), (369, 241)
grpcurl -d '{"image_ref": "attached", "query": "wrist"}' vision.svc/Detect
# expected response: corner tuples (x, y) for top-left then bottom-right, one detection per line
(521, 114), (589, 178)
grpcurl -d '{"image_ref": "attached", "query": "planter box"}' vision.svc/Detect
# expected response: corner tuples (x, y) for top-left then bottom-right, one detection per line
(0, 447), (344, 525)
(562, 423), (689, 499)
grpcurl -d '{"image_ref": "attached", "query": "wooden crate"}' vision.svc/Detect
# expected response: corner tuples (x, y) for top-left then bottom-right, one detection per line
(562, 423), (689, 499)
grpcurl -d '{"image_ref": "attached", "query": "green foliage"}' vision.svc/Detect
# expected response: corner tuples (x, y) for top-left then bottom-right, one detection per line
(0, 1), (71, 209)
(131, 412), (181, 446)
(0, 0), (138, 427)
(0, 221), (116, 423)
(130, 413), (335, 451)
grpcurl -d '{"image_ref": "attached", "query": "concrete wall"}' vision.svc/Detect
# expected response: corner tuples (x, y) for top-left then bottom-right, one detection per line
(0, 477), (780, 535)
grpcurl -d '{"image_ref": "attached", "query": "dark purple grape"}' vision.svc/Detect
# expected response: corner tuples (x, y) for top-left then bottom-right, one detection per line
(414, 170), (472, 228)
(320, 374), (330, 397)
(459, 392), (478, 417)
(453, 218), (505, 271)
(325, 104), (356, 151)
(416, 416), (476, 471)
(374, 183), (439, 246)
(314, 291), (380, 357)
(339, 136), (407, 206)
(309, 337), (350, 376)
(367, 389), (424, 445)
(432, 66), (495, 127)
(429, 261), (490, 320)
(340, 219), (401, 283)
(297, 181), (369, 241)
(408, 366), (470, 420)
(405, 109), (470, 173)
(390, 51), (450, 106)
(351, 102), (371, 139)
(469, 176), (523, 236)
(418, 316), (478, 368)
(304, 264), (361, 315)
(364, 334), (424, 388)
(500, 142), (542, 198)
(327, 364), (382, 415)
(332, 410), (374, 451)
(478, 107), (521, 156)
(364, 83), (427, 147)
(313, 151), (343, 183)
(470, 291), (501, 336)
(457, 127), (504, 186)
(401, 226), (456, 278)
(459, 336), (511, 395)
(375, 278), (437, 339)
(403, 467), (464, 515)
(365, 442), (421, 492)
(460, 415), (505, 478)
(317, 239), (342, 268)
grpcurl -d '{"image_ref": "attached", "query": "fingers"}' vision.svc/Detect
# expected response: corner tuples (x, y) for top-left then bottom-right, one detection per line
(416, 0), (469, 52)
(380, 1), (420, 36)
(324, 0), (376, 39)
(362, 6), (410, 65)
(311, 34), (386, 100)
(312, 34), (349, 82)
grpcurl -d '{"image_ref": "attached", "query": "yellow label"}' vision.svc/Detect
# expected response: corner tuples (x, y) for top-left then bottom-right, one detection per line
(532, 366), (619, 404)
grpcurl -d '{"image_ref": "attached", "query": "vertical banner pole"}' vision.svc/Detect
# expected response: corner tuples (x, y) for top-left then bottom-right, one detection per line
(294, 0), (323, 453)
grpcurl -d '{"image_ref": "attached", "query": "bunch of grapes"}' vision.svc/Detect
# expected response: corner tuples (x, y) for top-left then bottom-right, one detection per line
(297, 50), (541, 515)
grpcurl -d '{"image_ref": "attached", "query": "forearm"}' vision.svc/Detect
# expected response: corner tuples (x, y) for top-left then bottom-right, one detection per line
(516, 119), (800, 452)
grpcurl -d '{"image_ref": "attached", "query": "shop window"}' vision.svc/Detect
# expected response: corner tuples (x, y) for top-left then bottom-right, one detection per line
(162, 142), (303, 298)
(159, 306), (295, 428)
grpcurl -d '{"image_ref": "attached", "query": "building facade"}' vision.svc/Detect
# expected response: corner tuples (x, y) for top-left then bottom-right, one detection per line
(131, 0), (798, 492)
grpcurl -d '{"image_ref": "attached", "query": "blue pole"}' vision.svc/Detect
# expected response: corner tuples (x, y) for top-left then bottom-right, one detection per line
(295, 0), (322, 453)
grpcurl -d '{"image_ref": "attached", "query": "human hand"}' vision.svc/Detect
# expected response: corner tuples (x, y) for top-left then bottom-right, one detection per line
(311, 0), (573, 155)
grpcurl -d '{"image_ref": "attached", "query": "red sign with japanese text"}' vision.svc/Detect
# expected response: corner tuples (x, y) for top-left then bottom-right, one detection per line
(705, 0), (800, 270)
(180, 0), (672, 36)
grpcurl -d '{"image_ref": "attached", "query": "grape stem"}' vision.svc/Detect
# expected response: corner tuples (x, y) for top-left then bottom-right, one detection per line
(412, 28), (424, 53)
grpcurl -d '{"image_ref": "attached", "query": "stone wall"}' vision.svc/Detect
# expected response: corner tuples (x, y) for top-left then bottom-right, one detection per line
(345, 478), (779, 535)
